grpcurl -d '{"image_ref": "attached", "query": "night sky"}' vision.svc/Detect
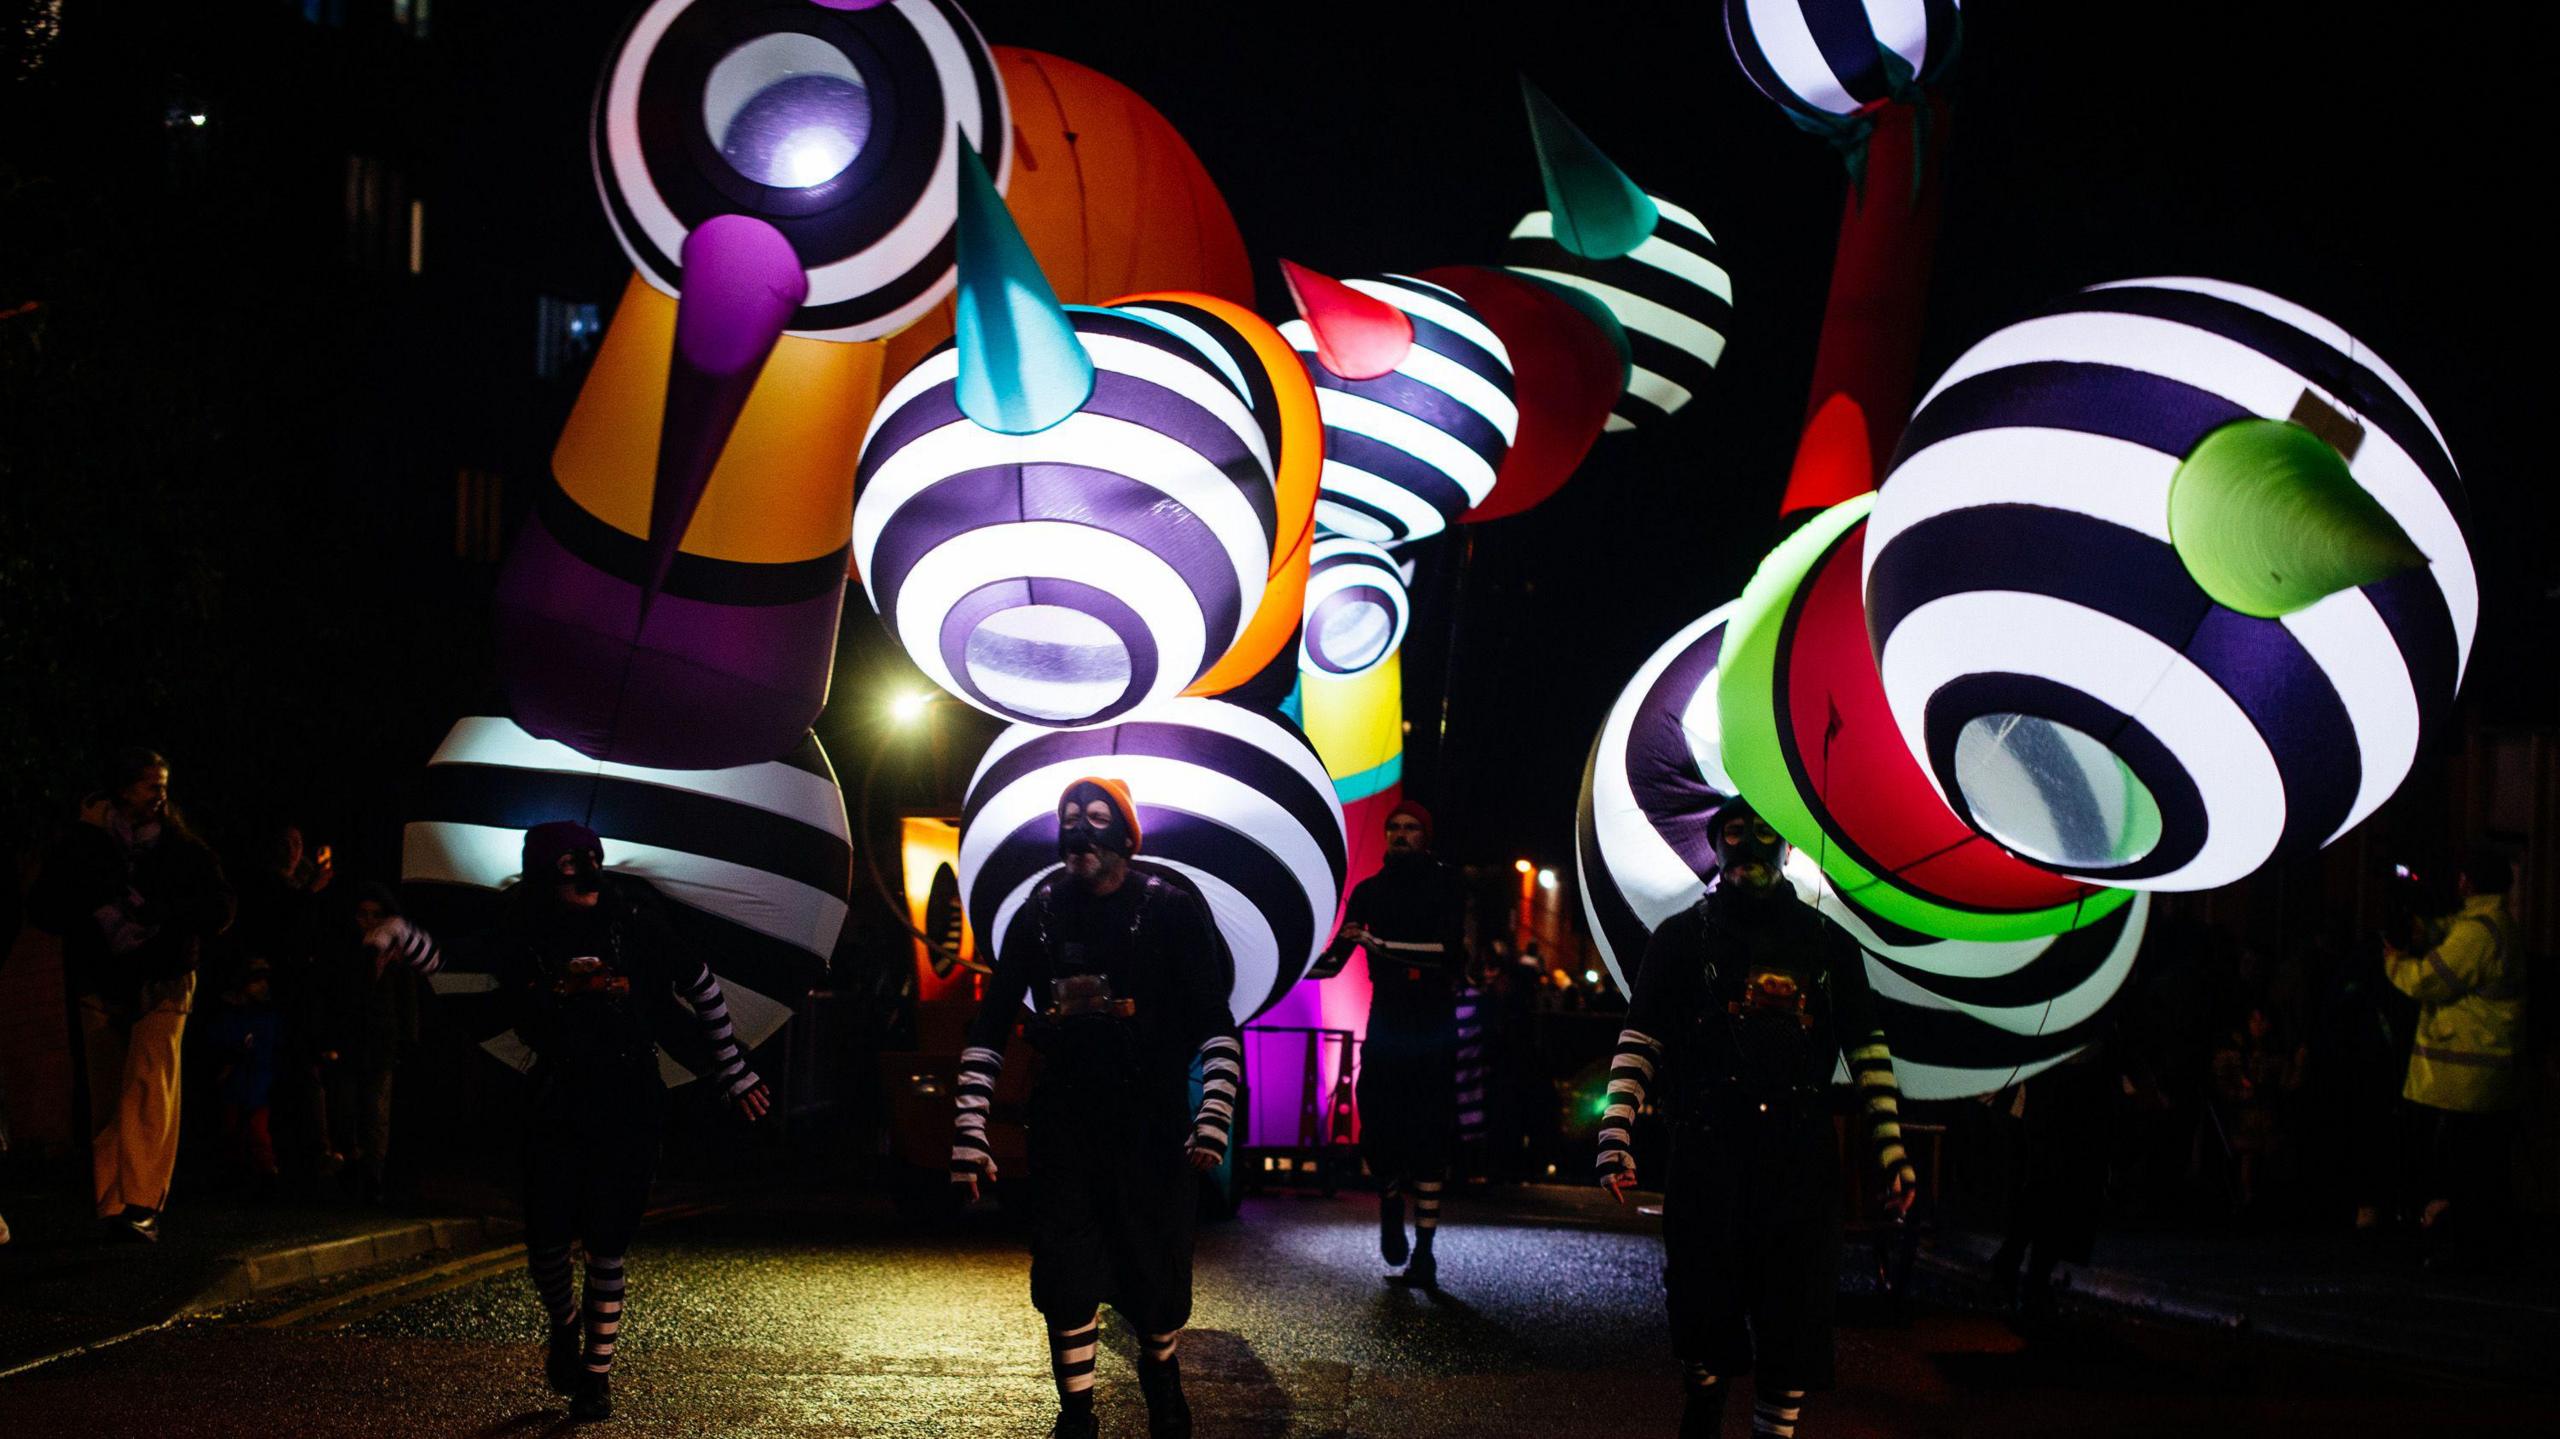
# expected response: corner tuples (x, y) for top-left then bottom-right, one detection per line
(5, 1), (2546, 891)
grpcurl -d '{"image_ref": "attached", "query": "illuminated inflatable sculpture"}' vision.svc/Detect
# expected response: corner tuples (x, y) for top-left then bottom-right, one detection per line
(1109, 291), (1326, 702)
(1866, 277), (2471, 893)
(1294, 540), (1412, 889)
(958, 699), (1348, 1023)
(1574, 604), (1738, 987)
(1725, 0), (1968, 518)
(853, 150), (1279, 727)
(1569, 607), (2151, 1099)
(1499, 82), (1732, 433)
(1279, 263), (1518, 547)
(1718, 495), (2129, 942)
(1724, 0), (1962, 129)
(496, 0), (1008, 767)
(401, 717), (853, 1082)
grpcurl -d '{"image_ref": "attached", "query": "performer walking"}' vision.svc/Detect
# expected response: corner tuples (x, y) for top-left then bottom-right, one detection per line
(1324, 799), (1466, 1287)
(950, 778), (1239, 1439)
(1597, 796), (1916, 1438)
(371, 820), (769, 1422)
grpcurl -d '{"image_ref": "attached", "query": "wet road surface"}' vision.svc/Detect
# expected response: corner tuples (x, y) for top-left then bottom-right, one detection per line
(0, 1186), (2541, 1436)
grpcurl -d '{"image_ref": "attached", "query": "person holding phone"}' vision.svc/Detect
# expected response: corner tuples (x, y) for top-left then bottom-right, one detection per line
(1596, 794), (1916, 1439)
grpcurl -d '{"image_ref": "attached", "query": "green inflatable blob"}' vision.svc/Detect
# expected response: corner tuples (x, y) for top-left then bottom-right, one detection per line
(2166, 418), (2426, 618)
(1717, 494), (2132, 942)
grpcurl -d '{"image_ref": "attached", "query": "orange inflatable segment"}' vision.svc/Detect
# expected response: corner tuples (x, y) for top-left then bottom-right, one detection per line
(1106, 290), (1324, 699)
(876, 46), (1254, 383)
(557, 275), (886, 567)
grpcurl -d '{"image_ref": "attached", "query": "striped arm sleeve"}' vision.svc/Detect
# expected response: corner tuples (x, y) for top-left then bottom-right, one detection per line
(952, 1043), (1005, 1179)
(1845, 1031), (1914, 1182)
(373, 916), (444, 976)
(1191, 1032), (1244, 1161)
(676, 958), (758, 1098)
(1597, 1028), (1662, 1176)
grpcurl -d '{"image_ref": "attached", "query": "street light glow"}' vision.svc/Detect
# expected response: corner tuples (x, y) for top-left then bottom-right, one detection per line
(187, 112), (207, 126)
(890, 690), (934, 724)
(1584, 969), (1601, 985)
(1537, 867), (1558, 890)
(1514, 858), (1533, 874)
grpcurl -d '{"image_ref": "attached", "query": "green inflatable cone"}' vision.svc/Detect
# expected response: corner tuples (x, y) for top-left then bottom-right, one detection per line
(2167, 418), (2427, 618)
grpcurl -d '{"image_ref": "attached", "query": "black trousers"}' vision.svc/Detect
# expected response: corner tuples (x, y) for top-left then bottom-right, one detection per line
(1357, 1022), (1456, 1179)
(1027, 1085), (1198, 1332)
(524, 1072), (663, 1257)
(1660, 1103), (1842, 1390)
(2402, 1102), (2516, 1227)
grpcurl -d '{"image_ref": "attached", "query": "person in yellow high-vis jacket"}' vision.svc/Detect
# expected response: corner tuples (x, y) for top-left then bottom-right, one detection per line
(2383, 850), (2523, 1248)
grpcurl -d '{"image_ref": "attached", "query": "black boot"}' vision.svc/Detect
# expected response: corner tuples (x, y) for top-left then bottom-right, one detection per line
(544, 1322), (582, 1395)
(1139, 1356), (1194, 1439)
(1677, 1370), (1726, 1439)
(570, 1371), (611, 1422)
(1048, 1407), (1099, 1439)
(1379, 1190), (1409, 1267)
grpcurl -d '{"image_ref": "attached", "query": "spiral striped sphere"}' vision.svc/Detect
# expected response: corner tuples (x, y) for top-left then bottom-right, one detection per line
(400, 716), (851, 1084)
(594, 0), (1009, 341)
(1574, 605), (1737, 995)
(1573, 612), (2149, 1100)
(1280, 274), (1518, 547)
(1724, 0), (1962, 120)
(1806, 858), (2151, 1101)
(1502, 198), (1732, 432)
(1867, 278), (2475, 893)
(854, 305), (1277, 728)
(959, 699), (1348, 1024)
(1299, 538), (1409, 679)
(1719, 495), (2127, 942)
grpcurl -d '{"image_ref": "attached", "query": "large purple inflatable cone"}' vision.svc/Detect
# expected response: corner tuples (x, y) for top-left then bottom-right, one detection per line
(494, 273), (886, 769)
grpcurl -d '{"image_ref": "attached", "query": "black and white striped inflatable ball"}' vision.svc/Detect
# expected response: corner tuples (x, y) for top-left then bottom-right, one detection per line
(853, 303), (1279, 728)
(1573, 604), (1738, 995)
(1298, 538), (1410, 679)
(1725, 0), (1963, 121)
(593, 0), (1009, 340)
(399, 716), (853, 1085)
(958, 699), (1348, 1024)
(1866, 277), (2474, 893)
(1277, 263), (1518, 547)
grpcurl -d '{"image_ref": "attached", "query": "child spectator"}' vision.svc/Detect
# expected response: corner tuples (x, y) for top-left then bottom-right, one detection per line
(204, 957), (282, 1192)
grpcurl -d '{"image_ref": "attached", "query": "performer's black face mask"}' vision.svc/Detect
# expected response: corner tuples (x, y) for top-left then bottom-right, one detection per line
(1057, 788), (1133, 862)
(556, 853), (604, 895)
(1715, 810), (1786, 892)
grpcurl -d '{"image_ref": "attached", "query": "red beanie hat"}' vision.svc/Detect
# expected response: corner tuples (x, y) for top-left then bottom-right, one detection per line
(1387, 797), (1434, 848)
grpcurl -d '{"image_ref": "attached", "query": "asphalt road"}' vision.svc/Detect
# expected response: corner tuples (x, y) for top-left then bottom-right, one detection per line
(0, 1186), (2541, 1437)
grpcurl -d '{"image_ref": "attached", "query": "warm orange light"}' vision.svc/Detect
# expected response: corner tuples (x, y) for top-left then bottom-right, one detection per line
(1514, 858), (1533, 874)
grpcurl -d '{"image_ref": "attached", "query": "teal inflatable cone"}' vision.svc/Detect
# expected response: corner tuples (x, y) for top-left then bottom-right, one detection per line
(1521, 77), (1659, 261)
(953, 144), (1092, 435)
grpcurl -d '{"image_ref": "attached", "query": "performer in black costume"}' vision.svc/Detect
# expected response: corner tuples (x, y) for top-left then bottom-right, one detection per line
(1597, 796), (1915, 1439)
(1321, 798), (1464, 1287)
(373, 821), (769, 1423)
(951, 778), (1240, 1439)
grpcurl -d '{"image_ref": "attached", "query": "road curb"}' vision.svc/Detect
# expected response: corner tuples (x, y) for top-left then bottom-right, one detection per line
(1913, 1236), (2539, 1379)
(186, 1214), (522, 1314)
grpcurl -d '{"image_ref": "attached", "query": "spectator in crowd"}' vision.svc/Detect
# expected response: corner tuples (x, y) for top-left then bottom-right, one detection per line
(203, 957), (282, 1192)
(2209, 990), (2304, 1217)
(324, 884), (425, 1205)
(2384, 848), (2524, 1262)
(232, 821), (336, 1186)
(34, 748), (233, 1243)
